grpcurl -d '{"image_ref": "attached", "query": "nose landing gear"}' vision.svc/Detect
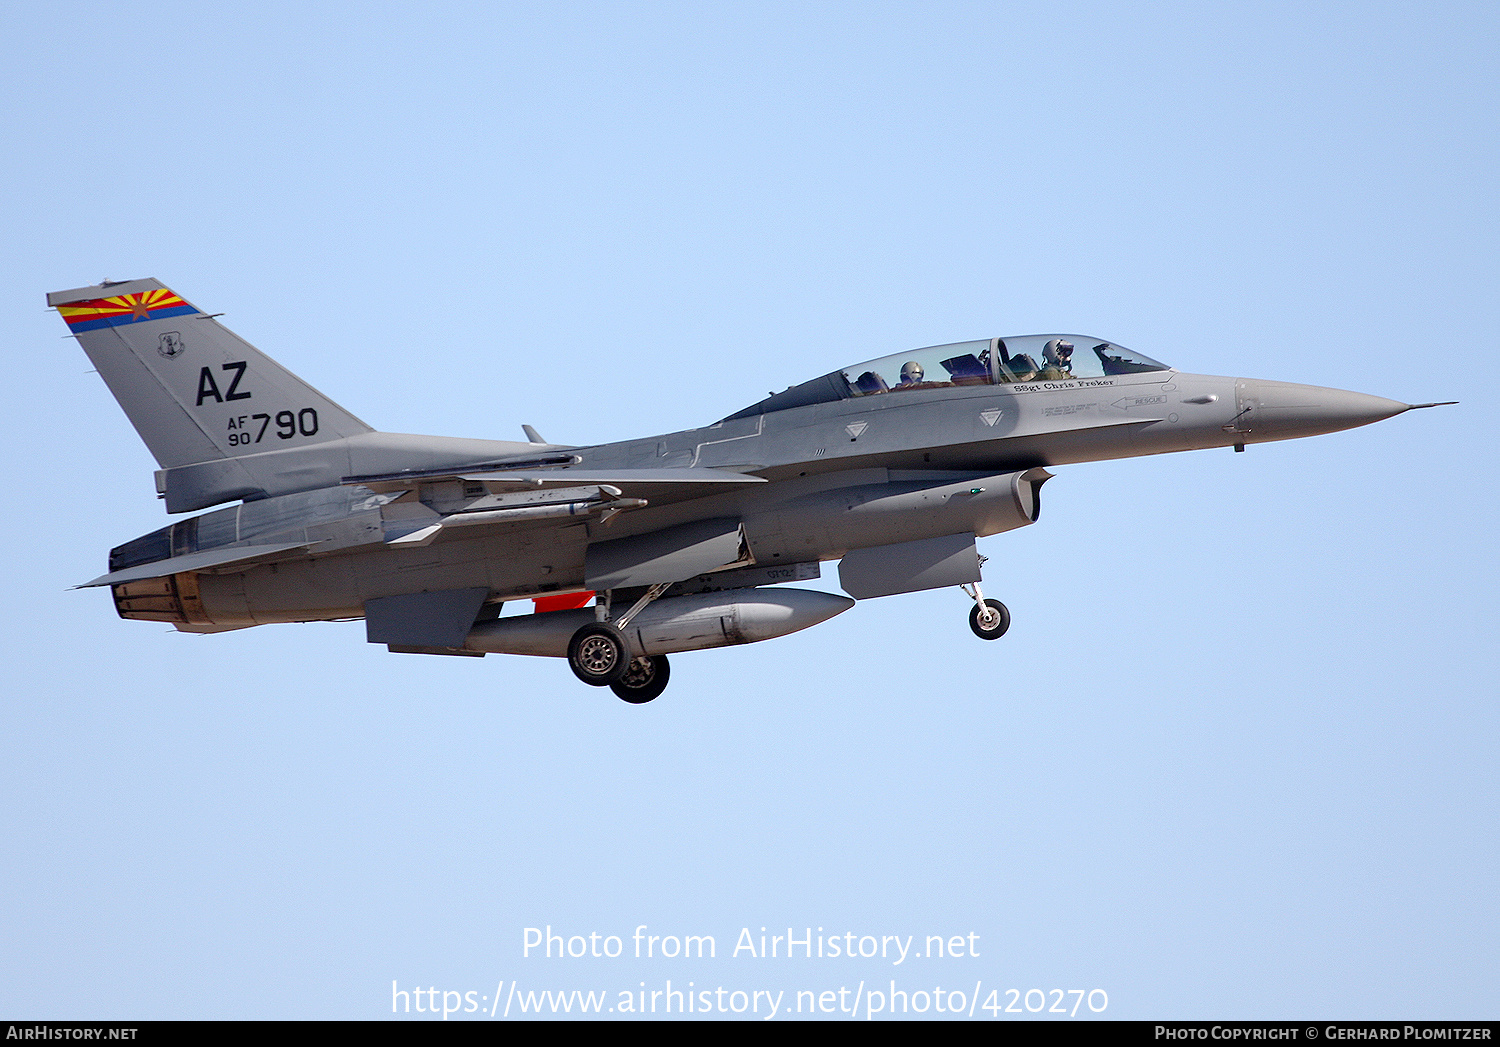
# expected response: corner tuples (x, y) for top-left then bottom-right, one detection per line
(961, 580), (1010, 640)
(968, 598), (1010, 639)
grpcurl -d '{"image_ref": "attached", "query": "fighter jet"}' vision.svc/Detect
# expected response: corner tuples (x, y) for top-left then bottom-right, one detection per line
(53, 279), (1450, 702)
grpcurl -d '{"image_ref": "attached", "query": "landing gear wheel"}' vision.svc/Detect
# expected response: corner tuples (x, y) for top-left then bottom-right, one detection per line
(969, 598), (1010, 640)
(610, 653), (671, 704)
(567, 622), (629, 686)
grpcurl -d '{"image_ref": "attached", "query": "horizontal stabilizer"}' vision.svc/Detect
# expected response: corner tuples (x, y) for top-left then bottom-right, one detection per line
(79, 541), (314, 588)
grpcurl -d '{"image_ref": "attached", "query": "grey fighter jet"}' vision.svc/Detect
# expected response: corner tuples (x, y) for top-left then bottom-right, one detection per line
(54, 279), (1450, 703)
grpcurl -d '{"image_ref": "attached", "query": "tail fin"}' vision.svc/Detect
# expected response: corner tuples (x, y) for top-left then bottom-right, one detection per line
(52, 279), (548, 514)
(51, 279), (375, 509)
(52, 276), (381, 507)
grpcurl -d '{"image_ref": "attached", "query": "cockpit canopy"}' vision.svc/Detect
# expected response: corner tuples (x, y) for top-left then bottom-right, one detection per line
(727, 335), (1171, 419)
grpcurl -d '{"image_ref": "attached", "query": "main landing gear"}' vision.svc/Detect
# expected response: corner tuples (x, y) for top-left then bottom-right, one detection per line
(611, 653), (671, 704)
(566, 622), (630, 686)
(566, 583), (672, 703)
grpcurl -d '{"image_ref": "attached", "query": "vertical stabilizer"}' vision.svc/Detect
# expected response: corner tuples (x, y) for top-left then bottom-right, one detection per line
(51, 279), (373, 468)
(51, 279), (375, 507)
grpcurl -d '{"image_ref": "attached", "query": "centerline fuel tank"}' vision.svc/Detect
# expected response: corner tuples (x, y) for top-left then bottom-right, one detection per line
(464, 587), (854, 658)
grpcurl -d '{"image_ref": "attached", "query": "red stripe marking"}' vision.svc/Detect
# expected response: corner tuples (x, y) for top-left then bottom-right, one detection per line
(532, 592), (595, 613)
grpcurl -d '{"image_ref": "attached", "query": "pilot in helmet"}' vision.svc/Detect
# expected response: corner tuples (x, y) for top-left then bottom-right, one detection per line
(1038, 339), (1075, 380)
(898, 361), (924, 386)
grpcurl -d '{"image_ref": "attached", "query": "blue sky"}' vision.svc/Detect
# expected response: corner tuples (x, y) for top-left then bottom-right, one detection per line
(2, 1), (1496, 1020)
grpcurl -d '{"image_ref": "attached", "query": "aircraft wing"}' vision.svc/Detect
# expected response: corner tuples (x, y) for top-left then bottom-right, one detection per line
(79, 541), (315, 588)
(345, 465), (766, 506)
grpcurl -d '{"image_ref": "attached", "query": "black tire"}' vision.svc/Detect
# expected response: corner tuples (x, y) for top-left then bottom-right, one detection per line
(567, 622), (629, 686)
(610, 653), (671, 704)
(969, 598), (1010, 640)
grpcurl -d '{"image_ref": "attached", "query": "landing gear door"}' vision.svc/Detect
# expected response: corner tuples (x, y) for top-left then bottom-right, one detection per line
(838, 532), (982, 600)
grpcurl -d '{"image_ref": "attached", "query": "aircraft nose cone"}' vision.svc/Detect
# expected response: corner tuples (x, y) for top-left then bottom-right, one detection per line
(1238, 379), (1409, 440)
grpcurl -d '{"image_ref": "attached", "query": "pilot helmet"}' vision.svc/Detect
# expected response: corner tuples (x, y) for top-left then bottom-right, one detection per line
(899, 361), (924, 384)
(1043, 339), (1075, 368)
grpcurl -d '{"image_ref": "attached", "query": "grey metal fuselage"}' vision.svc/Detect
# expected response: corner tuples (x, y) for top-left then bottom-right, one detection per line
(114, 365), (1404, 629)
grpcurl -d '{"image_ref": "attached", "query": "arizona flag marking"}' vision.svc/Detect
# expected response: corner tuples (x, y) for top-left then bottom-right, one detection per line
(57, 288), (196, 333)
